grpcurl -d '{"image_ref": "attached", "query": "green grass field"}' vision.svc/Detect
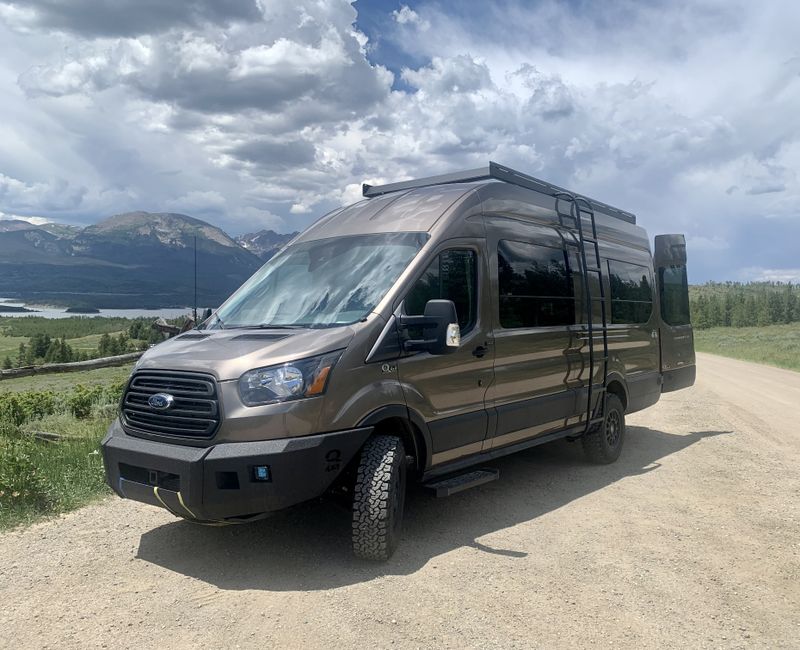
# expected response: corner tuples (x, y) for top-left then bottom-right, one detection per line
(694, 323), (800, 372)
(0, 334), (28, 361)
(0, 364), (134, 393)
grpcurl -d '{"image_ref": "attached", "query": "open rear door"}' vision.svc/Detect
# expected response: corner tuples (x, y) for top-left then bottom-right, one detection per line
(654, 234), (696, 392)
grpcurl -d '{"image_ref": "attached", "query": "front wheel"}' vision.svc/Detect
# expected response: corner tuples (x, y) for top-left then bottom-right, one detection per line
(351, 435), (407, 561)
(582, 393), (626, 464)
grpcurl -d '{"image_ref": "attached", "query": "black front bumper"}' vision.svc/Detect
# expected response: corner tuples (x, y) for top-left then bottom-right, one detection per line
(101, 419), (372, 521)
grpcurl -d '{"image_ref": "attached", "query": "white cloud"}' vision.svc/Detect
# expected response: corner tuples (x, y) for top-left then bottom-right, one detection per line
(741, 268), (800, 283)
(0, 211), (51, 225)
(0, 172), (86, 212)
(165, 190), (226, 215)
(0, 0), (797, 280)
(392, 6), (429, 30)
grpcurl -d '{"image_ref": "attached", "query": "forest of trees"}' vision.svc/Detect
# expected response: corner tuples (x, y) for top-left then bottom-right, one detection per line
(1, 332), (140, 369)
(0, 316), (174, 370)
(689, 282), (799, 329)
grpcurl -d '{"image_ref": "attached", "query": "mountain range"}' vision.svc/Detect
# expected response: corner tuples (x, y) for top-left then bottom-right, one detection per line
(0, 212), (297, 309)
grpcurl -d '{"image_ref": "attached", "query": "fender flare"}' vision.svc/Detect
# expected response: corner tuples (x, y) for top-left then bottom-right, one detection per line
(358, 404), (433, 470)
(604, 371), (629, 410)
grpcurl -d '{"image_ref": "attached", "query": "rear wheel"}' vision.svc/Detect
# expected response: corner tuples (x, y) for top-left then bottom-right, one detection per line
(351, 435), (407, 561)
(582, 393), (625, 464)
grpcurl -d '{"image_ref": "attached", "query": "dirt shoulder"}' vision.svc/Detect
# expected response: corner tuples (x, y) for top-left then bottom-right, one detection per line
(1, 352), (799, 649)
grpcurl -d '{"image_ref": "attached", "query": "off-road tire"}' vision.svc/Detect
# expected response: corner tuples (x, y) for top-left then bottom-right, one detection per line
(351, 435), (407, 561)
(583, 394), (626, 464)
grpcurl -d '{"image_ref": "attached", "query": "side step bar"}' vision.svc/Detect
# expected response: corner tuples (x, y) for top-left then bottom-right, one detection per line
(424, 468), (499, 498)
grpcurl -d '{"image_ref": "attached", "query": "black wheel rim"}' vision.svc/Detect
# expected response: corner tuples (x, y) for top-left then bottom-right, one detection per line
(605, 410), (621, 447)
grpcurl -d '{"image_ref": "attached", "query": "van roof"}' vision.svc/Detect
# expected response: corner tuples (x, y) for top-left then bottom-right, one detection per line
(363, 162), (636, 224)
(295, 162), (642, 245)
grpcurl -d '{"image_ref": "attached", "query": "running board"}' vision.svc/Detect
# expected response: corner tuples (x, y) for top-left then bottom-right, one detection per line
(424, 468), (499, 498)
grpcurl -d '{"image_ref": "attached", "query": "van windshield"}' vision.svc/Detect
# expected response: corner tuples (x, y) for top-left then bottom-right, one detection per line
(207, 232), (428, 329)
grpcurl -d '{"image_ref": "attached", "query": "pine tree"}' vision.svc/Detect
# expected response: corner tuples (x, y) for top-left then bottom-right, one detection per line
(723, 293), (733, 326)
(784, 285), (797, 323)
(768, 292), (784, 324)
(24, 343), (36, 366)
(744, 295), (757, 327)
(1, 356), (11, 370)
(756, 293), (771, 326)
(60, 338), (73, 362)
(708, 295), (724, 327)
(98, 333), (111, 356)
(694, 294), (711, 329)
(731, 300), (748, 327)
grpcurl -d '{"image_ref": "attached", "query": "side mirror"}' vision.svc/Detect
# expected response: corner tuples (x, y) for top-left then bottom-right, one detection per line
(399, 299), (461, 355)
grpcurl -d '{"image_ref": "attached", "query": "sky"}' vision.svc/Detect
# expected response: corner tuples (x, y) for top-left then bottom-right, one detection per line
(0, 0), (798, 282)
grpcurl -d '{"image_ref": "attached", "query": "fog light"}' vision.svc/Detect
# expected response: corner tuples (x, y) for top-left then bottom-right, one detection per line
(253, 465), (271, 482)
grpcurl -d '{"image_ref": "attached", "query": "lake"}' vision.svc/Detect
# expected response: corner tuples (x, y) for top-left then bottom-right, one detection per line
(0, 299), (192, 320)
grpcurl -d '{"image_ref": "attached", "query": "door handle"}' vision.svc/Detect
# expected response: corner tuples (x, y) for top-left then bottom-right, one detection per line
(472, 345), (489, 358)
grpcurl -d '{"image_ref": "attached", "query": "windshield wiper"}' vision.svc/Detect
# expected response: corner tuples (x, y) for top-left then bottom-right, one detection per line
(200, 313), (224, 330)
(255, 323), (308, 329)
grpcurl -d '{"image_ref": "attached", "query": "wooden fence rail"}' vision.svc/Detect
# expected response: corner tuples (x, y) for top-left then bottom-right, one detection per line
(0, 351), (142, 381)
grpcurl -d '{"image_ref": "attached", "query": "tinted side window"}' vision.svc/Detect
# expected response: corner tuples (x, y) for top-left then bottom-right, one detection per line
(660, 265), (691, 326)
(405, 249), (477, 331)
(608, 260), (653, 324)
(497, 240), (575, 328)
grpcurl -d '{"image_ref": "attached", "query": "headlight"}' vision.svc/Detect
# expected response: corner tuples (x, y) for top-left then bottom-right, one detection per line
(238, 350), (343, 406)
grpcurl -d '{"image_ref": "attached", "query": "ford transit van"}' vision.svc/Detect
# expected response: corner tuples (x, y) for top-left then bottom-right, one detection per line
(102, 162), (695, 560)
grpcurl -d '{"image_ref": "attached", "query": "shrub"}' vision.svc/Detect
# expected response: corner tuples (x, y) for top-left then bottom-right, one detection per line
(0, 390), (58, 426)
(65, 385), (106, 419)
(0, 380), (124, 427)
(0, 432), (56, 515)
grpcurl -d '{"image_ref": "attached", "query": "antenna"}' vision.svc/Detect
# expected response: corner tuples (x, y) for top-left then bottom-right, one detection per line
(193, 235), (198, 324)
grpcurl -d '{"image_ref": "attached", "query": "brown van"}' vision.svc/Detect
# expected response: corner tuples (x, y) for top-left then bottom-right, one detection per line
(102, 162), (695, 560)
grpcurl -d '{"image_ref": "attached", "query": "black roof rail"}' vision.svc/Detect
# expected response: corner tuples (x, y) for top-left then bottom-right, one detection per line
(362, 161), (636, 225)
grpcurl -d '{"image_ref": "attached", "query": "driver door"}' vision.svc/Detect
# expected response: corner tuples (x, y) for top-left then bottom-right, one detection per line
(396, 239), (495, 466)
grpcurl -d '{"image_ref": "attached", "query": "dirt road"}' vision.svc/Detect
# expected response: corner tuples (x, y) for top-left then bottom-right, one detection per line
(1, 352), (799, 649)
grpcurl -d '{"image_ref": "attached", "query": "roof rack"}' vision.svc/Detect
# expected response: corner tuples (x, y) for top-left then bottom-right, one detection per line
(362, 161), (636, 225)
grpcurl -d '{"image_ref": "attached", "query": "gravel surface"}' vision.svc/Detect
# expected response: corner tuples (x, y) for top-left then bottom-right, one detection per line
(1, 352), (799, 649)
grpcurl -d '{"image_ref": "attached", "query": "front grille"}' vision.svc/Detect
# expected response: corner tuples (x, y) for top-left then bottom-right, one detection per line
(121, 370), (220, 438)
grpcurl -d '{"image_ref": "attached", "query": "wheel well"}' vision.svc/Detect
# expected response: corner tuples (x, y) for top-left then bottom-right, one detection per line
(606, 379), (628, 412)
(369, 416), (427, 474)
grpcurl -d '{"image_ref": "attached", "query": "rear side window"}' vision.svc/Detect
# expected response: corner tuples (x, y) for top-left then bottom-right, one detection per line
(659, 265), (691, 326)
(405, 249), (477, 331)
(608, 260), (653, 324)
(497, 240), (575, 328)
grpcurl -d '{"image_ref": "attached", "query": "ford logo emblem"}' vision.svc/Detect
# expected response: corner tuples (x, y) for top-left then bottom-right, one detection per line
(148, 393), (175, 410)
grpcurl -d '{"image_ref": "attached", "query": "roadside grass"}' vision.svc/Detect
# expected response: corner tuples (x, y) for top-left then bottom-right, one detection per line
(0, 377), (125, 530)
(0, 364), (134, 393)
(0, 412), (111, 529)
(694, 323), (800, 372)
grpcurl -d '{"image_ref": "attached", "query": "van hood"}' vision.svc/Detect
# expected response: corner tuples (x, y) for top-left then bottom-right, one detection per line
(134, 326), (357, 381)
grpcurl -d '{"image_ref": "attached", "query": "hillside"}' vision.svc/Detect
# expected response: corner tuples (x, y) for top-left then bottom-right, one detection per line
(0, 212), (273, 309)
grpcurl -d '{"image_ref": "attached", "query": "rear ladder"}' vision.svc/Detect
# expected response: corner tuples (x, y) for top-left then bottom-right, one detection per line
(556, 193), (610, 431)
